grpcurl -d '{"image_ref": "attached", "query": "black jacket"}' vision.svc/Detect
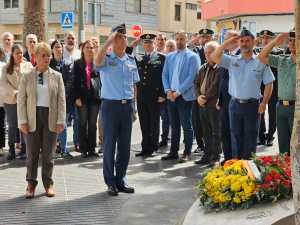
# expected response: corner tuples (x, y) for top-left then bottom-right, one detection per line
(49, 58), (74, 101)
(72, 59), (101, 105)
(193, 46), (206, 65)
(135, 52), (166, 102)
(23, 51), (36, 66)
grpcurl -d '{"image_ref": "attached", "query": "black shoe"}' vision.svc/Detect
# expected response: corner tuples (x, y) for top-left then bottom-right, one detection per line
(266, 137), (275, 147)
(135, 152), (146, 157)
(116, 184), (135, 194)
(159, 141), (168, 148)
(161, 154), (179, 161)
(7, 151), (16, 160)
(194, 158), (210, 165)
(81, 152), (88, 158)
(88, 151), (99, 157)
(61, 152), (73, 159)
(107, 186), (119, 196)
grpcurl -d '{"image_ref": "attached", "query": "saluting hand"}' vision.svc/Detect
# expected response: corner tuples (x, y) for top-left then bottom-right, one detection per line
(130, 38), (141, 48)
(274, 32), (289, 46)
(223, 36), (240, 48)
(106, 32), (118, 45)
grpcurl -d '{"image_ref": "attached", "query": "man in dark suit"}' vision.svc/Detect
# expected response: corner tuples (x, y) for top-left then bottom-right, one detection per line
(192, 28), (214, 153)
(23, 34), (38, 66)
(134, 34), (166, 157)
(256, 30), (284, 146)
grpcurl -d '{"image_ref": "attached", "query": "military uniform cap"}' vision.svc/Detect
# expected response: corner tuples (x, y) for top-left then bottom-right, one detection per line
(259, 29), (275, 37)
(140, 34), (156, 42)
(112, 23), (126, 34)
(199, 29), (214, 35)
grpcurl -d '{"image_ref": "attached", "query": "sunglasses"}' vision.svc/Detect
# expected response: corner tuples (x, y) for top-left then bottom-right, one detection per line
(38, 73), (43, 85)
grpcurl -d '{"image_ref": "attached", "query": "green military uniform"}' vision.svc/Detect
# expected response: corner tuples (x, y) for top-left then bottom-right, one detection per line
(268, 54), (296, 154)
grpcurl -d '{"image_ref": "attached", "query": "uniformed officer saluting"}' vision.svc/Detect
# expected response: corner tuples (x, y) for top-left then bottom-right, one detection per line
(95, 24), (139, 196)
(258, 30), (296, 155)
(212, 29), (275, 160)
(256, 30), (284, 147)
(134, 34), (166, 158)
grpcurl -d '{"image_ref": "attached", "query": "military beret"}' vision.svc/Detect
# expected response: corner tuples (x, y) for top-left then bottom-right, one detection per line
(112, 24), (126, 34)
(289, 28), (295, 39)
(239, 29), (255, 39)
(259, 29), (275, 37)
(199, 29), (214, 35)
(140, 34), (156, 42)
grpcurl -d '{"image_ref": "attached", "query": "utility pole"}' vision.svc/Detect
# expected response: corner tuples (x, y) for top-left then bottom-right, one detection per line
(291, 0), (300, 224)
(78, 0), (85, 44)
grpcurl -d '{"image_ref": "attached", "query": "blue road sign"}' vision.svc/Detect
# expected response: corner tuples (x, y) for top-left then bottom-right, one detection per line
(61, 12), (74, 29)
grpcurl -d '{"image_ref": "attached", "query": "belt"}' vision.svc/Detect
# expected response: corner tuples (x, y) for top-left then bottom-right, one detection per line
(102, 99), (133, 104)
(232, 98), (259, 104)
(279, 100), (295, 106)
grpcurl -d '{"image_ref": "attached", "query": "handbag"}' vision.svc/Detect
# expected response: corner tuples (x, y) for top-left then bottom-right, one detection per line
(90, 75), (101, 101)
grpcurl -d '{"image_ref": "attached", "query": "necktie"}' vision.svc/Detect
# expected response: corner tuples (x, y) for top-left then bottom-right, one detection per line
(144, 54), (150, 63)
(31, 54), (36, 66)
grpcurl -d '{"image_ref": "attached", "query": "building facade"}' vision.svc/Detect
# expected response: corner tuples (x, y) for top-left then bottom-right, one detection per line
(201, 0), (294, 36)
(0, 0), (207, 44)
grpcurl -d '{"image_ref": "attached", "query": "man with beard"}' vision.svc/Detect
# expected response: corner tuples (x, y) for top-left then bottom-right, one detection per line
(212, 29), (274, 159)
(134, 34), (166, 157)
(63, 31), (80, 152)
(161, 31), (201, 163)
(256, 30), (284, 146)
(258, 30), (296, 155)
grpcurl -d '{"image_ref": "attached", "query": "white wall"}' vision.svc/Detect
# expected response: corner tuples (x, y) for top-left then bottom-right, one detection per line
(240, 14), (294, 35)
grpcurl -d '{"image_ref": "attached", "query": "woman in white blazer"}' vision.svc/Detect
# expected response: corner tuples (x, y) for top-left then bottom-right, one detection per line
(17, 42), (66, 199)
(0, 44), (33, 160)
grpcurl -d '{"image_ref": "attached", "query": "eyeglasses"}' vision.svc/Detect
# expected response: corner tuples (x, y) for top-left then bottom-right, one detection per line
(38, 73), (43, 85)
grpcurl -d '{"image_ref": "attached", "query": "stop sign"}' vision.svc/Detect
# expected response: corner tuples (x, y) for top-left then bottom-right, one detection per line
(132, 25), (142, 37)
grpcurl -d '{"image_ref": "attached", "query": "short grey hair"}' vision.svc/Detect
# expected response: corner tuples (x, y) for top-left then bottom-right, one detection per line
(26, 34), (37, 43)
(225, 30), (239, 40)
(204, 41), (219, 51)
(1, 32), (14, 40)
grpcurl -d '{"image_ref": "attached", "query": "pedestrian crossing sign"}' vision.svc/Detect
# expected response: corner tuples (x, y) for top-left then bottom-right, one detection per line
(61, 12), (74, 29)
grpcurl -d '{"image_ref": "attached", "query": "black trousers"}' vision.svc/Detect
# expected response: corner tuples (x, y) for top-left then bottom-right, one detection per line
(259, 96), (277, 142)
(192, 101), (204, 148)
(220, 106), (232, 161)
(77, 102), (100, 153)
(0, 107), (5, 148)
(137, 99), (160, 154)
(199, 107), (221, 161)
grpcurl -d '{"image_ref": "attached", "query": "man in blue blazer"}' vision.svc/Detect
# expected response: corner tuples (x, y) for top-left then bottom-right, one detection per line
(161, 31), (201, 163)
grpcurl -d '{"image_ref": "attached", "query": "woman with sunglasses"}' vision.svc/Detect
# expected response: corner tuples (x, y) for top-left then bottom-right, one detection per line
(0, 44), (33, 160)
(18, 42), (66, 198)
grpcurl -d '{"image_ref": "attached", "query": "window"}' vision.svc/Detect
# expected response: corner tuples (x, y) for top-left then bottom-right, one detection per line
(175, 4), (181, 21)
(87, 3), (95, 24)
(95, 4), (101, 25)
(126, 0), (142, 13)
(197, 11), (202, 20)
(4, 0), (19, 8)
(186, 3), (197, 10)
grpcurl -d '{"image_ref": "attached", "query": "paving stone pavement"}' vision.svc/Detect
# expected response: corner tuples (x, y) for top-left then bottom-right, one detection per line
(0, 121), (209, 225)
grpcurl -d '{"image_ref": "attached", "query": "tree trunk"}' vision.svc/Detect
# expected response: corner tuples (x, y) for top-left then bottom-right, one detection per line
(291, 0), (300, 224)
(23, 0), (46, 44)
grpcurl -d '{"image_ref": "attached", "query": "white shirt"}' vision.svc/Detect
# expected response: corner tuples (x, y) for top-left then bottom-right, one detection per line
(36, 71), (49, 107)
(63, 46), (81, 65)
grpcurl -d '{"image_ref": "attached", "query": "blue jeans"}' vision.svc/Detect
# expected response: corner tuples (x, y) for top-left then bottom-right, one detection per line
(229, 99), (260, 159)
(58, 117), (68, 153)
(168, 97), (193, 156)
(101, 100), (133, 187)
